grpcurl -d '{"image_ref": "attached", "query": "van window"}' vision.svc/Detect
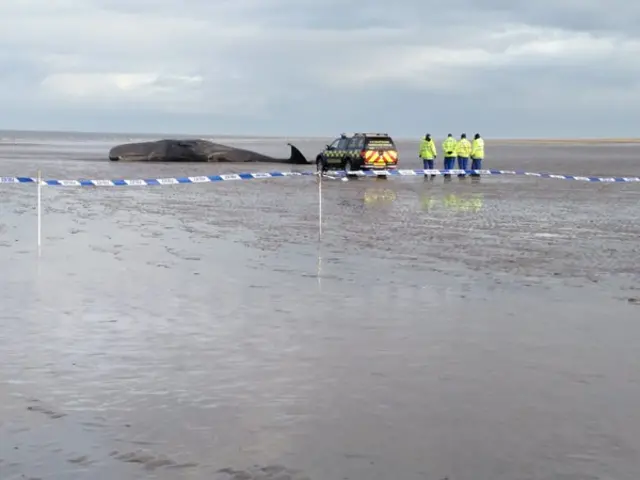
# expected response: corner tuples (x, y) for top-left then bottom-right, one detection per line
(348, 136), (365, 149)
(337, 137), (350, 149)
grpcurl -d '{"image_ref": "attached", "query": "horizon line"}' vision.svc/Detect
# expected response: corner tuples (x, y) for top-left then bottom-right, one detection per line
(1, 128), (640, 143)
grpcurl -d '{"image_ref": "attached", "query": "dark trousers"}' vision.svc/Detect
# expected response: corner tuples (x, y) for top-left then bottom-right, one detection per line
(457, 156), (469, 177)
(422, 159), (434, 169)
(423, 159), (435, 179)
(471, 158), (482, 180)
(443, 156), (455, 179)
(444, 157), (455, 169)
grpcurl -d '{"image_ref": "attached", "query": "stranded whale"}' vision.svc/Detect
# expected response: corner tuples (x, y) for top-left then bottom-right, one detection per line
(108, 139), (310, 164)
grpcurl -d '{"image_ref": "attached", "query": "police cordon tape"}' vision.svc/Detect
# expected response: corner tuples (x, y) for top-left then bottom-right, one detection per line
(0, 171), (316, 186)
(326, 169), (640, 182)
(1, 169), (639, 186)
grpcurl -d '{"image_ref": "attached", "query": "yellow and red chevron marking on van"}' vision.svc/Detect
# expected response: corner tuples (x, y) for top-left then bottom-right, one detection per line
(383, 150), (398, 164)
(363, 149), (398, 165)
(363, 150), (384, 167)
(363, 150), (378, 162)
(364, 150), (398, 163)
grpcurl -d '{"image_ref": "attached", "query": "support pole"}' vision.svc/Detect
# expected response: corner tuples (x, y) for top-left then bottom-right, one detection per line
(37, 170), (41, 255)
(316, 171), (322, 282)
(318, 171), (322, 238)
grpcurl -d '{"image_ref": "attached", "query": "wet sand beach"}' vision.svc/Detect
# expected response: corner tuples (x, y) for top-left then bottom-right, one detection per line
(1, 131), (640, 480)
(490, 138), (640, 144)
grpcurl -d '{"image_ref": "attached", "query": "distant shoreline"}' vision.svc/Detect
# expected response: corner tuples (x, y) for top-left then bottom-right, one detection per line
(1, 129), (639, 145)
(487, 138), (640, 145)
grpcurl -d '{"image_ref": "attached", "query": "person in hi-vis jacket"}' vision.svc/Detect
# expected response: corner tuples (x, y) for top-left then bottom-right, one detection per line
(470, 133), (484, 179)
(418, 133), (437, 180)
(455, 133), (471, 179)
(441, 133), (457, 180)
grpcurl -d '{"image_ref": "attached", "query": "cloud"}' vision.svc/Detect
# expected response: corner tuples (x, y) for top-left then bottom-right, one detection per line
(40, 73), (203, 105)
(1, 0), (639, 136)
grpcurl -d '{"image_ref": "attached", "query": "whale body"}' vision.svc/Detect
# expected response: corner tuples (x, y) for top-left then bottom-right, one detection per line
(108, 139), (310, 164)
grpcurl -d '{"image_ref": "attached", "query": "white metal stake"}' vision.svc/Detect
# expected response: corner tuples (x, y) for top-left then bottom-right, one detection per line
(318, 171), (322, 238)
(37, 170), (41, 255)
(317, 172), (322, 281)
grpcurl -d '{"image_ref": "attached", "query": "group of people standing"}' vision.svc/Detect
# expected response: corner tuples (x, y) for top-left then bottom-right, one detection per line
(418, 133), (484, 179)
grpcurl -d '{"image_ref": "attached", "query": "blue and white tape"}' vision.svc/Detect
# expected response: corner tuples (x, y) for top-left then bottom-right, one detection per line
(0, 169), (639, 186)
(0, 171), (315, 186)
(325, 169), (640, 183)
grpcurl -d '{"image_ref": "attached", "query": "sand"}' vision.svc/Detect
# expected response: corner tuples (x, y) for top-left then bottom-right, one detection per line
(1, 131), (640, 480)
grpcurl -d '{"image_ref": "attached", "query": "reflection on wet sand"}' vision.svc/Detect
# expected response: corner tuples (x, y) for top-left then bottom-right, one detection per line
(363, 187), (397, 204)
(421, 193), (484, 212)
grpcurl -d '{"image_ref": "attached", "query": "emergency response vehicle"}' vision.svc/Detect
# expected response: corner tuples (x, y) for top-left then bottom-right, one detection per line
(316, 132), (399, 173)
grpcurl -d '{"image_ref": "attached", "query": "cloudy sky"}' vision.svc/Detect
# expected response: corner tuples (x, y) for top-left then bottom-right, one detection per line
(1, 0), (639, 137)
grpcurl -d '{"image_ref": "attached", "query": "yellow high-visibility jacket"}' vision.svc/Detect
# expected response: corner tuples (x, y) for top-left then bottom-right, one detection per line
(442, 137), (457, 157)
(471, 138), (485, 159)
(456, 138), (471, 157)
(418, 139), (437, 159)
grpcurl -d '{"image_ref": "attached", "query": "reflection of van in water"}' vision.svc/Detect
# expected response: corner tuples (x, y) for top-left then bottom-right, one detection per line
(421, 194), (483, 212)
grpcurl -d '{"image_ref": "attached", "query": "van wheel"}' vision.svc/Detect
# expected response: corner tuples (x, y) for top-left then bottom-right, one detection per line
(316, 156), (325, 172)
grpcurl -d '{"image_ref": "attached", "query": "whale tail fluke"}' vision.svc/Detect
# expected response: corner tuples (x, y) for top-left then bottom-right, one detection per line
(287, 143), (310, 164)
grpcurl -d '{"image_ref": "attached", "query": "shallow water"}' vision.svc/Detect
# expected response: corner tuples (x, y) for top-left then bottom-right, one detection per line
(1, 131), (640, 480)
